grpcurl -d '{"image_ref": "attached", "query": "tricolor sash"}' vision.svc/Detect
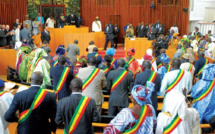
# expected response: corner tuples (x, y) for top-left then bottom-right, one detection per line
(55, 67), (71, 99)
(199, 48), (205, 52)
(163, 114), (182, 134)
(19, 88), (47, 124)
(29, 57), (43, 70)
(82, 68), (100, 91)
(53, 60), (58, 67)
(103, 58), (116, 74)
(193, 79), (215, 103)
(94, 53), (98, 58)
(111, 69), (128, 92)
(151, 57), (156, 71)
(179, 51), (184, 59)
(188, 64), (193, 72)
(65, 96), (91, 134)
(60, 16), (65, 21)
(95, 20), (100, 29)
(195, 32), (199, 41)
(75, 73), (78, 78)
(33, 21), (39, 27)
(157, 63), (162, 69)
(126, 57), (134, 67)
(146, 71), (157, 87)
(0, 91), (6, 97)
(124, 105), (149, 134)
(166, 70), (185, 93)
(197, 59), (208, 76)
(166, 65), (172, 73)
(206, 42), (209, 49)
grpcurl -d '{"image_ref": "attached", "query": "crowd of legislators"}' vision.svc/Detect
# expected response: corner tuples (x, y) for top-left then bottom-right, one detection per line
(1, 13), (215, 133)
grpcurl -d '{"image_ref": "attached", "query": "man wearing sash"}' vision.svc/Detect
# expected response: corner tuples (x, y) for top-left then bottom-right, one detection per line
(92, 16), (102, 32)
(106, 58), (133, 116)
(5, 72), (57, 134)
(50, 55), (74, 100)
(135, 60), (161, 113)
(55, 78), (100, 134)
(32, 17), (40, 35)
(104, 85), (156, 134)
(78, 56), (106, 114)
(58, 13), (66, 28)
(160, 58), (191, 96)
(173, 44), (183, 59)
(87, 47), (102, 67)
(157, 54), (172, 80)
(194, 51), (208, 79)
(192, 64), (215, 124)
(156, 90), (201, 134)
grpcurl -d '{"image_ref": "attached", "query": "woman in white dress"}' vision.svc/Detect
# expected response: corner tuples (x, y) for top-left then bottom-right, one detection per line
(45, 15), (56, 28)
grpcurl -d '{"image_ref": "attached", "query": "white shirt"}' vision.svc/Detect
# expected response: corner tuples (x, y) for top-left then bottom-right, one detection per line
(0, 99), (9, 134)
(170, 26), (179, 33)
(191, 40), (198, 52)
(92, 20), (102, 32)
(0, 93), (13, 107)
(46, 18), (55, 28)
(180, 63), (195, 86)
(137, 58), (157, 72)
(15, 28), (20, 42)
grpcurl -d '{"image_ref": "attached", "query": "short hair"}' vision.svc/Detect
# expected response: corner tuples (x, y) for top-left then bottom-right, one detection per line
(88, 56), (97, 66)
(43, 40), (48, 44)
(89, 41), (94, 45)
(58, 55), (67, 65)
(74, 40), (78, 44)
(70, 78), (83, 92)
(93, 47), (98, 52)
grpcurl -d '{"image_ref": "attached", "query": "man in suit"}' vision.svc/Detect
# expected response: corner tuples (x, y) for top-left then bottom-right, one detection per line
(136, 23), (140, 37)
(156, 24), (165, 37)
(0, 25), (12, 47)
(4, 25), (14, 46)
(67, 11), (77, 25)
(13, 18), (22, 28)
(194, 51), (208, 79)
(155, 20), (161, 29)
(104, 24), (114, 50)
(66, 40), (80, 66)
(108, 21), (114, 32)
(78, 56), (106, 114)
(41, 26), (51, 43)
(134, 60), (161, 113)
(23, 15), (32, 33)
(4, 72), (57, 134)
(87, 47), (102, 67)
(58, 13), (66, 28)
(148, 24), (156, 40)
(20, 24), (31, 43)
(76, 13), (83, 28)
(50, 55), (74, 100)
(113, 24), (120, 48)
(138, 22), (146, 38)
(55, 78), (100, 134)
(106, 59), (134, 116)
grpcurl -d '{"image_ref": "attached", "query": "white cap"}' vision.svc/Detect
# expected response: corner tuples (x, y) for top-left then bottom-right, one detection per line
(146, 49), (152, 56)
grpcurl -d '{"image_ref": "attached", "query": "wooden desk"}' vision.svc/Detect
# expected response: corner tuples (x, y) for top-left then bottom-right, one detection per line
(0, 49), (16, 75)
(125, 38), (154, 59)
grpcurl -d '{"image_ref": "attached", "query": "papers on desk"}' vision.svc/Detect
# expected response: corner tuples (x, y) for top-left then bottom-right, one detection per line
(129, 38), (136, 41)
(4, 82), (16, 91)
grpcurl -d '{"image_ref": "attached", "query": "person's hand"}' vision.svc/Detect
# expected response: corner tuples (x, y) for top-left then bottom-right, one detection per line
(183, 88), (187, 96)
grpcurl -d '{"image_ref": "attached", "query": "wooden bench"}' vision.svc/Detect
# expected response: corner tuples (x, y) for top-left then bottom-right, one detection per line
(0, 45), (11, 49)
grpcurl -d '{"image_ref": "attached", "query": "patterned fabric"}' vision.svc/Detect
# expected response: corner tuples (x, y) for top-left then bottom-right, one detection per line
(157, 66), (172, 80)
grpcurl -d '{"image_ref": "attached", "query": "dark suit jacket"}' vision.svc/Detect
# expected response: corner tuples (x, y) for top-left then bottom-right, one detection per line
(4, 86), (57, 134)
(13, 22), (19, 27)
(138, 25), (147, 37)
(157, 27), (165, 35)
(76, 17), (83, 28)
(20, 28), (31, 41)
(113, 27), (120, 37)
(107, 68), (134, 107)
(50, 65), (73, 100)
(41, 31), (51, 43)
(134, 69), (161, 113)
(67, 14), (77, 25)
(109, 24), (114, 32)
(105, 26), (114, 39)
(136, 26), (140, 36)
(148, 27), (156, 40)
(58, 16), (66, 28)
(55, 94), (100, 134)
(0, 29), (7, 46)
(4, 29), (12, 45)
(195, 57), (207, 79)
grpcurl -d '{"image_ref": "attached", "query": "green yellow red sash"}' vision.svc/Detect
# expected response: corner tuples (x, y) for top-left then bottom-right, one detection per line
(111, 69), (128, 92)
(197, 59), (208, 76)
(103, 58), (116, 74)
(199, 48), (205, 52)
(195, 32), (199, 41)
(53, 60), (58, 67)
(166, 70), (185, 93)
(0, 91), (6, 97)
(127, 57), (134, 67)
(206, 42), (209, 49)
(148, 71), (157, 82)
(163, 114), (182, 134)
(29, 57), (43, 70)
(75, 73), (78, 78)
(94, 53), (98, 58)
(193, 79), (215, 103)
(179, 51), (184, 59)
(95, 20), (100, 29)
(124, 105), (149, 134)
(65, 96), (91, 134)
(82, 68), (100, 91)
(157, 63), (162, 69)
(55, 67), (71, 99)
(60, 16), (65, 21)
(166, 65), (171, 73)
(151, 57), (156, 71)
(19, 88), (47, 124)
(188, 64), (193, 72)
(33, 21), (39, 27)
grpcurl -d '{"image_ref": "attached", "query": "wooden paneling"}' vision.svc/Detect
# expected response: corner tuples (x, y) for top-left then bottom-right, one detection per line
(0, 0), (27, 28)
(0, 49), (16, 75)
(81, 0), (189, 41)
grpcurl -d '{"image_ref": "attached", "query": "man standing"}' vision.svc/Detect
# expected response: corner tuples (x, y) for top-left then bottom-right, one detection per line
(192, 27), (202, 40)
(170, 23), (179, 33)
(32, 17), (41, 35)
(173, 44), (184, 59)
(23, 15), (32, 33)
(92, 16), (102, 32)
(156, 24), (165, 37)
(106, 59), (133, 116)
(76, 13), (83, 28)
(108, 21), (114, 32)
(136, 23), (140, 37)
(58, 13), (66, 28)
(148, 24), (156, 40)
(37, 13), (44, 26)
(113, 24), (120, 48)
(4, 72), (57, 134)
(104, 24), (114, 50)
(20, 24), (31, 43)
(50, 56), (74, 100)
(13, 19), (22, 28)
(41, 26), (51, 43)
(66, 40), (80, 66)
(67, 11), (77, 25)
(4, 25), (14, 46)
(194, 51), (208, 79)
(55, 78), (100, 134)
(78, 56), (106, 114)
(124, 22), (130, 34)
(134, 60), (161, 113)
(138, 22), (146, 38)
(87, 47), (102, 67)
(45, 15), (56, 28)
(0, 25), (12, 47)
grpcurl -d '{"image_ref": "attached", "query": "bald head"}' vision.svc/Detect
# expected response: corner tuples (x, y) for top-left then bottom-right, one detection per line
(88, 56), (97, 66)
(142, 60), (152, 70)
(31, 71), (43, 85)
(171, 58), (181, 69)
(198, 51), (204, 58)
(117, 58), (126, 68)
(70, 78), (83, 92)
(58, 55), (67, 65)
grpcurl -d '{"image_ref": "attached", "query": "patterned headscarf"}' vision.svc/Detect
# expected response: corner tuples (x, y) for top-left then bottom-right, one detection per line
(56, 45), (65, 55)
(127, 47), (135, 56)
(131, 85), (153, 106)
(160, 53), (170, 63)
(78, 55), (88, 66)
(106, 48), (116, 56)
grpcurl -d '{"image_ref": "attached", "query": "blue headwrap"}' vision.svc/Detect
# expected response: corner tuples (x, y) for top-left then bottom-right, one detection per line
(56, 45), (65, 55)
(131, 84), (153, 106)
(202, 64), (215, 81)
(106, 48), (116, 56)
(160, 54), (170, 64)
(0, 79), (4, 87)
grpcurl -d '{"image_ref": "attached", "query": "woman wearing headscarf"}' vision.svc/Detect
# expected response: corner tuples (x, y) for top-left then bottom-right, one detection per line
(103, 84), (156, 134)
(73, 55), (88, 78)
(99, 55), (116, 78)
(51, 45), (73, 68)
(156, 90), (201, 134)
(124, 48), (141, 78)
(26, 48), (51, 88)
(106, 48), (118, 68)
(191, 64), (215, 124)
(157, 53), (172, 80)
